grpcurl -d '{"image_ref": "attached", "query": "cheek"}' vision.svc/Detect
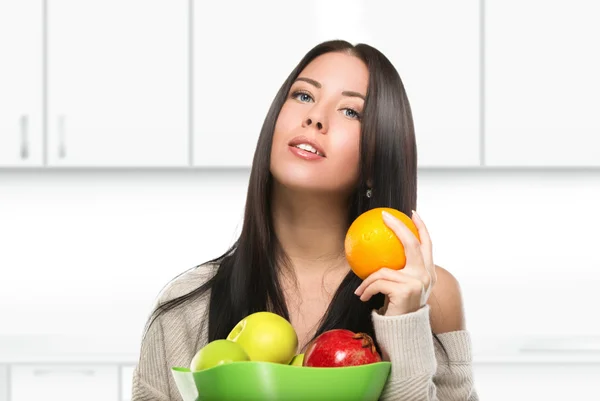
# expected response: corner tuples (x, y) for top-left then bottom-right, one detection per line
(336, 131), (361, 164)
(273, 102), (295, 141)
(331, 130), (361, 181)
(270, 103), (296, 169)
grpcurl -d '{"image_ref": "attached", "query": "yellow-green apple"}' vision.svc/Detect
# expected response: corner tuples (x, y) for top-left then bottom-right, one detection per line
(190, 339), (250, 372)
(226, 311), (298, 364)
(289, 354), (304, 366)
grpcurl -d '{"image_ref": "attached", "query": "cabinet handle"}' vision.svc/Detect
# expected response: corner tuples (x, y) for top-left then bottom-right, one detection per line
(519, 336), (600, 353)
(58, 114), (66, 159)
(520, 346), (600, 353)
(33, 368), (96, 376)
(20, 115), (29, 160)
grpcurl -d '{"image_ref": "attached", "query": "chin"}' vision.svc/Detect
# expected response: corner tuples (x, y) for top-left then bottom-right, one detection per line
(272, 167), (322, 192)
(271, 163), (354, 196)
(269, 145), (359, 195)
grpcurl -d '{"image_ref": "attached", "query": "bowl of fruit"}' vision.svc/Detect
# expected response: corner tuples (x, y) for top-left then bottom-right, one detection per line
(171, 311), (391, 401)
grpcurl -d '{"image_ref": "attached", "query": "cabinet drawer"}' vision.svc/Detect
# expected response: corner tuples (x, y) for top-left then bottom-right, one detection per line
(473, 363), (600, 401)
(121, 365), (135, 401)
(11, 364), (119, 401)
(0, 365), (7, 401)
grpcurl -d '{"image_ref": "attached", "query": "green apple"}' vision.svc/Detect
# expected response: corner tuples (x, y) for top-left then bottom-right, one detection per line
(289, 353), (304, 366)
(227, 311), (298, 364)
(190, 339), (250, 372)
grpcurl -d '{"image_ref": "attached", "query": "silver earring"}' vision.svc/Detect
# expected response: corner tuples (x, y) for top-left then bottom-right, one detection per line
(366, 188), (373, 198)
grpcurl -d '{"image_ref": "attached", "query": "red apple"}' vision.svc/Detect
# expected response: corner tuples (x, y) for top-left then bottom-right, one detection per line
(303, 329), (382, 367)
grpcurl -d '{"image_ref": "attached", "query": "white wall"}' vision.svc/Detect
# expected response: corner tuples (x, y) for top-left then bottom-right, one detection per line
(1, 169), (599, 356)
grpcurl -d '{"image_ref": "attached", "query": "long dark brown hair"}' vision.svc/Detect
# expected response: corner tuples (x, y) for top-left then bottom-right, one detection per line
(147, 39), (448, 362)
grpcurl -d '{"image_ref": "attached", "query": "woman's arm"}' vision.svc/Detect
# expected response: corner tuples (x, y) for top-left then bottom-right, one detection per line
(131, 264), (216, 401)
(433, 330), (479, 401)
(369, 263), (479, 401)
(372, 305), (478, 401)
(131, 316), (172, 401)
(355, 209), (478, 400)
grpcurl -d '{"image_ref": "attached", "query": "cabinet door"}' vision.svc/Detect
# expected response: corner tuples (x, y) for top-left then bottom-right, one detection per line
(485, 1), (600, 167)
(193, 0), (481, 168)
(121, 365), (135, 401)
(193, 1), (319, 167)
(0, 0), (44, 167)
(11, 364), (119, 401)
(363, 0), (481, 168)
(47, 0), (189, 167)
(0, 365), (7, 401)
(473, 363), (600, 400)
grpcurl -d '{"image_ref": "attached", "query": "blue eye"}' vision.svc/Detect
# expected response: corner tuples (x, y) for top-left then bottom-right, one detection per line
(342, 108), (361, 120)
(292, 91), (313, 103)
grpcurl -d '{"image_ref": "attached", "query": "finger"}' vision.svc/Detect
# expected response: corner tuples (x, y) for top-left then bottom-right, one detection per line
(411, 210), (434, 267)
(354, 267), (403, 296)
(411, 211), (437, 289)
(381, 210), (424, 267)
(394, 265), (433, 296)
(428, 264), (438, 289)
(359, 279), (399, 302)
(355, 266), (433, 297)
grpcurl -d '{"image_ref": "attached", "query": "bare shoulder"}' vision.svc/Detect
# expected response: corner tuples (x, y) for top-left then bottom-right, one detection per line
(427, 264), (467, 334)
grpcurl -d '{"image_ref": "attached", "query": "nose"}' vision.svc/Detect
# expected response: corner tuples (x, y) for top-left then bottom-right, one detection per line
(305, 118), (322, 130)
(303, 113), (328, 134)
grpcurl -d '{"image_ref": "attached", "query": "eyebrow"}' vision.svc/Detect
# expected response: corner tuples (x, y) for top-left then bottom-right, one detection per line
(294, 77), (365, 101)
(341, 90), (366, 101)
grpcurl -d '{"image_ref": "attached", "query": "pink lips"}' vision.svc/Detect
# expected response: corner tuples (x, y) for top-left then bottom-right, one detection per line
(288, 146), (324, 161)
(288, 135), (326, 161)
(288, 135), (326, 157)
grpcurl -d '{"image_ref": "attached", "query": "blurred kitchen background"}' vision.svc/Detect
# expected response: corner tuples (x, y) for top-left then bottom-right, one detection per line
(1, 0), (599, 400)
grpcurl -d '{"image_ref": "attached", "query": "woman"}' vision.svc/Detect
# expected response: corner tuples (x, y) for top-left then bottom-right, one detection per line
(132, 40), (478, 400)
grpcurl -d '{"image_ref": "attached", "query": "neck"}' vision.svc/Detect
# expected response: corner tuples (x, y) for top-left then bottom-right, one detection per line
(271, 181), (350, 277)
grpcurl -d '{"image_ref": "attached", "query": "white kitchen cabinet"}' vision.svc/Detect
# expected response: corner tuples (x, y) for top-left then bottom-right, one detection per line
(0, 0), (44, 167)
(10, 364), (119, 401)
(361, 0), (482, 168)
(121, 365), (135, 401)
(192, 1), (319, 167)
(46, 0), (189, 167)
(485, 1), (600, 167)
(0, 365), (7, 401)
(473, 363), (600, 400)
(193, 0), (481, 168)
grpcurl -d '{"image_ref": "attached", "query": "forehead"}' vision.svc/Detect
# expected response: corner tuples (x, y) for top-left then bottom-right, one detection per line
(297, 52), (368, 94)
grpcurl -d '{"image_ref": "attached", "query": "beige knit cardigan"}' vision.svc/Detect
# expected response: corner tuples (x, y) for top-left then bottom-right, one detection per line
(132, 263), (479, 400)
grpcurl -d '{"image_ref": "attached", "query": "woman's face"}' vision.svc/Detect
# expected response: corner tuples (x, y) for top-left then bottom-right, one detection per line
(270, 52), (369, 196)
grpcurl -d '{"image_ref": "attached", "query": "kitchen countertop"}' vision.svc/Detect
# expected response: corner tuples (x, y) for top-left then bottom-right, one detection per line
(2, 334), (600, 365)
(0, 334), (139, 364)
(471, 335), (600, 364)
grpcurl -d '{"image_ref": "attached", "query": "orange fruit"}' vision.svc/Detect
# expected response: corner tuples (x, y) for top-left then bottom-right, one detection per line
(344, 207), (420, 280)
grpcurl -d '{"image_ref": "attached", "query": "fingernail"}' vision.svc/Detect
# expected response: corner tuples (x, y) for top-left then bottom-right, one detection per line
(354, 288), (360, 295)
(412, 210), (420, 220)
(382, 210), (393, 220)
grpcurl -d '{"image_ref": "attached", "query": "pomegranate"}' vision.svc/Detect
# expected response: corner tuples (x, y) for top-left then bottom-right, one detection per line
(303, 329), (382, 367)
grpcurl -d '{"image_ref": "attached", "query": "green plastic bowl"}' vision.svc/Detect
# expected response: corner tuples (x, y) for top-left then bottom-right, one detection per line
(171, 361), (391, 401)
